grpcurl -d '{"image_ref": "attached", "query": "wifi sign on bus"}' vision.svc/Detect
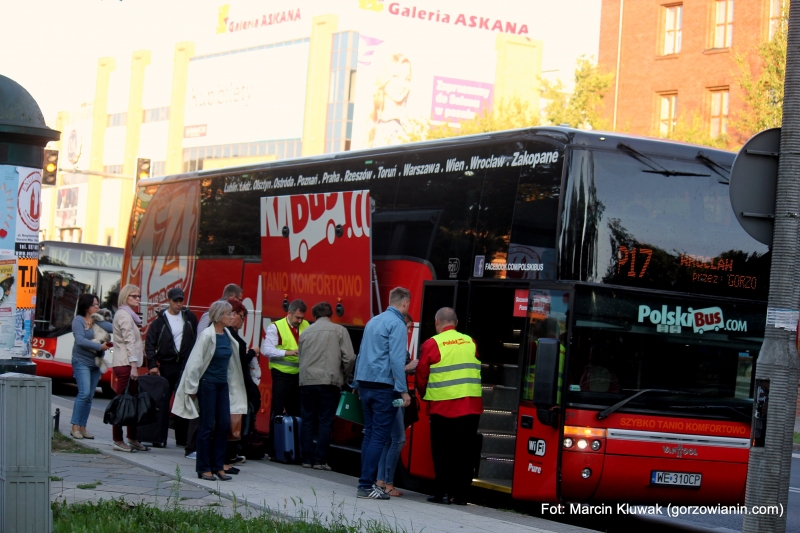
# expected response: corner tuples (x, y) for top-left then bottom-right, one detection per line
(260, 190), (372, 326)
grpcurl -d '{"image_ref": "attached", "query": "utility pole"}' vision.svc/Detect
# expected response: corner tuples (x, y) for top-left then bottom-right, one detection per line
(742, 1), (800, 531)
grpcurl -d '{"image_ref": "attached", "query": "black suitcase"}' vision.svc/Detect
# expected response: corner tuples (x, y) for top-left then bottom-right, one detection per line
(136, 374), (171, 448)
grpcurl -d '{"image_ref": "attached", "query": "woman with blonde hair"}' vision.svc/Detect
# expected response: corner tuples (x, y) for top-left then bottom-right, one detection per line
(111, 284), (148, 452)
(172, 300), (247, 481)
(365, 53), (412, 148)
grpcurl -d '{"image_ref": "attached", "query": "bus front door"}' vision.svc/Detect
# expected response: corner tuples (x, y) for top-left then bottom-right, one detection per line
(512, 286), (572, 503)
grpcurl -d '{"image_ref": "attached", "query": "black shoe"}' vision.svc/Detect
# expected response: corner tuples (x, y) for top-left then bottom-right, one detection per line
(197, 473), (215, 481)
(215, 471), (232, 481)
(224, 466), (240, 475)
(427, 495), (450, 505)
(450, 498), (468, 505)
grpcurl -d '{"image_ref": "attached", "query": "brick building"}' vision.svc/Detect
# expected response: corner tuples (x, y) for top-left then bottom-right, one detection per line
(598, 0), (783, 144)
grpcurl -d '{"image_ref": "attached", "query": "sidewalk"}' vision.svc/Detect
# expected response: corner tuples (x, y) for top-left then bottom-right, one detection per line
(51, 453), (240, 515)
(51, 396), (596, 533)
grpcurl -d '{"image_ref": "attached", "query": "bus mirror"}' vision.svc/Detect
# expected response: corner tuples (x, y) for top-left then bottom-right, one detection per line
(533, 338), (560, 408)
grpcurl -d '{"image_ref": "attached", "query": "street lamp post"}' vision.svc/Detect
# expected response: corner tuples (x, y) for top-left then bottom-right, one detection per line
(742, 1), (800, 531)
(0, 75), (60, 376)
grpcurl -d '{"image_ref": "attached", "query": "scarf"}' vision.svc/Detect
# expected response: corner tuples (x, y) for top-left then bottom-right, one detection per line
(118, 305), (142, 327)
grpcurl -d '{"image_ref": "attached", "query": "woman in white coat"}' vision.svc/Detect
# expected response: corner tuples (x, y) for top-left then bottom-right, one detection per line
(172, 300), (247, 481)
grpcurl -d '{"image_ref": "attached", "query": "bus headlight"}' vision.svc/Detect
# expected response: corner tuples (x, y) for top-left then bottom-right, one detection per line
(577, 439), (588, 450)
(581, 468), (592, 479)
(32, 348), (53, 359)
(563, 438), (574, 448)
(591, 440), (601, 451)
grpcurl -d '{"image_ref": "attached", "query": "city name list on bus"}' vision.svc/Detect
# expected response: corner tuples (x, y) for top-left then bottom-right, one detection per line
(222, 150), (561, 193)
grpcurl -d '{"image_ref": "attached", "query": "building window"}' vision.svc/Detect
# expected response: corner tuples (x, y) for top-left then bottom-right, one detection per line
(709, 89), (729, 137)
(770, 0), (783, 39)
(107, 112), (127, 128)
(103, 165), (123, 175)
(151, 161), (166, 177)
(659, 93), (678, 136)
(662, 4), (683, 55)
(181, 139), (302, 172)
(325, 31), (359, 154)
(714, 0), (734, 48)
(143, 107), (170, 123)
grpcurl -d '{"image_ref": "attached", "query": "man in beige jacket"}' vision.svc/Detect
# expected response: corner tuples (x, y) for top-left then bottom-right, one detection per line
(297, 301), (356, 470)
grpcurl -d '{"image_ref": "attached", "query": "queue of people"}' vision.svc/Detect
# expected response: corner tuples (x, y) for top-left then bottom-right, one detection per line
(69, 282), (483, 505)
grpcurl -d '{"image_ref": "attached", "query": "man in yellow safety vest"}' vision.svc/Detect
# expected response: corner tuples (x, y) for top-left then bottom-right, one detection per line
(261, 299), (309, 456)
(417, 307), (483, 506)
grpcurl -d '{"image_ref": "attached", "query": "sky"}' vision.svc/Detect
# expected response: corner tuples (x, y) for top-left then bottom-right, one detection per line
(0, 0), (603, 128)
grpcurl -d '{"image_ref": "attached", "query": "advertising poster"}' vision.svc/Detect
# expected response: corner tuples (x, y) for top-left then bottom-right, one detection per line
(260, 190), (372, 326)
(0, 258), (18, 357)
(16, 257), (37, 309)
(0, 166), (18, 252)
(16, 166), (41, 256)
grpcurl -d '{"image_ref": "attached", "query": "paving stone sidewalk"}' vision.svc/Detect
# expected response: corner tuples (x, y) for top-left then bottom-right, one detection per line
(51, 452), (242, 515)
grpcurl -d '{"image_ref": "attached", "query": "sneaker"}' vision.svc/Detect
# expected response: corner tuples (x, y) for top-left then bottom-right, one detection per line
(232, 455), (246, 465)
(358, 484), (390, 500)
(313, 464), (332, 471)
(113, 442), (133, 453)
(185, 452), (197, 459)
(301, 463), (313, 468)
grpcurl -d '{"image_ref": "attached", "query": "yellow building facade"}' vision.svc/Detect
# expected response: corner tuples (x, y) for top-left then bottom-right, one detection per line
(42, 3), (545, 248)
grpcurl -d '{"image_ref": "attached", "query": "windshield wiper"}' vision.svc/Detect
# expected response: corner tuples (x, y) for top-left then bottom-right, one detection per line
(696, 151), (731, 184)
(596, 389), (693, 420)
(617, 143), (710, 177)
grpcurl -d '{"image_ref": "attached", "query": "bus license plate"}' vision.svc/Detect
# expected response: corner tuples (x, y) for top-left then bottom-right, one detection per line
(651, 471), (702, 487)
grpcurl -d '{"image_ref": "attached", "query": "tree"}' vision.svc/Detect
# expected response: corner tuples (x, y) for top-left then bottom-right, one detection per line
(404, 55), (612, 142)
(405, 94), (540, 142)
(541, 55), (613, 130)
(665, 112), (729, 149)
(733, 8), (787, 136)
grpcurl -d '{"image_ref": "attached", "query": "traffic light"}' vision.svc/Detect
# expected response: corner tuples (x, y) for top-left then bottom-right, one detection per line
(42, 149), (58, 186)
(136, 158), (151, 182)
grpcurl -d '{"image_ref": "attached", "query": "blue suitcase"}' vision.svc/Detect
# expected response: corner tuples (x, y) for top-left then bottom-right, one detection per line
(272, 415), (301, 464)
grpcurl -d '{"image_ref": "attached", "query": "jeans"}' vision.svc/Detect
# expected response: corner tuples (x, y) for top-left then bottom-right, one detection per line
(111, 366), (138, 442)
(430, 414), (481, 500)
(358, 388), (398, 490)
(377, 407), (406, 485)
(196, 379), (230, 474)
(268, 369), (300, 455)
(71, 359), (101, 426)
(300, 385), (340, 465)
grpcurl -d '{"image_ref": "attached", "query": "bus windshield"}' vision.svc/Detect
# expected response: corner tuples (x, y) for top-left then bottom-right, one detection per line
(564, 286), (764, 417)
(34, 242), (122, 335)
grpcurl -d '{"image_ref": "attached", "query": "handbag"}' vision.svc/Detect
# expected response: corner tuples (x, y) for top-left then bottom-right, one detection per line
(335, 390), (364, 425)
(404, 390), (419, 428)
(136, 386), (158, 425)
(103, 380), (138, 426)
(229, 414), (243, 441)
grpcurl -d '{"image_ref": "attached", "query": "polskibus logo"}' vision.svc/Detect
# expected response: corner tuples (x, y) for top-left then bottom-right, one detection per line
(261, 191), (371, 263)
(637, 305), (748, 334)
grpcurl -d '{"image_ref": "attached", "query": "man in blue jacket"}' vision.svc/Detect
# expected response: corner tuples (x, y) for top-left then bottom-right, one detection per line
(354, 287), (412, 500)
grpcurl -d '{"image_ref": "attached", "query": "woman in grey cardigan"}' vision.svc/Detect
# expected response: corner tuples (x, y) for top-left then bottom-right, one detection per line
(71, 293), (113, 439)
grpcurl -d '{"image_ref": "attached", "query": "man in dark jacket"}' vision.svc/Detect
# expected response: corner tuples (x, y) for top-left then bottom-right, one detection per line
(145, 287), (198, 446)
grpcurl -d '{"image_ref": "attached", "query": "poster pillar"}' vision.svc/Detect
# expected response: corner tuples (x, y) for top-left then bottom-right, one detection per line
(0, 76), (60, 376)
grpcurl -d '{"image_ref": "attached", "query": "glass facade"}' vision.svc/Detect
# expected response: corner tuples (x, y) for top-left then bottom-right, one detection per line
(325, 31), (359, 154)
(182, 139), (302, 172)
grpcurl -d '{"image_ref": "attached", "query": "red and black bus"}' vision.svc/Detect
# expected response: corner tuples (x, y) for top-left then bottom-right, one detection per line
(32, 241), (122, 391)
(123, 127), (767, 505)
